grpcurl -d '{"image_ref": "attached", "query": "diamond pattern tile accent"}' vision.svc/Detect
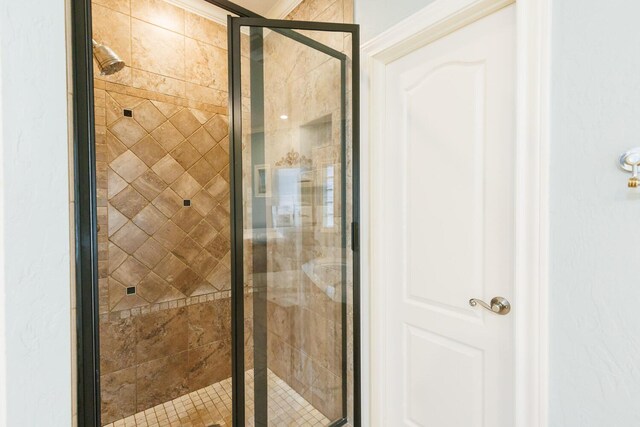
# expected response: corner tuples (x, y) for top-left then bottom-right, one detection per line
(191, 190), (216, 216)
(152, 154), (185, 184)
(206, 263), (230, 291)
(170, 108), (201, 137)
(105, 91), (231, 316)
(189, 220), (217, 247)
(108, 204), (128, 236)
(134, 237), (169, 269)
(171, 172), (201, 199)
(171, 267), (202, 296)
(204, 114), (228, 142)
(132, 170), (167, 200)
(204, 175), (229, 202)
(106, 94), (121, 126)
(137, 272), (175, 303)
(188, 127), (216, 154)
(152, 188), (183, 217)
(204, 145), (228, 173)
(172, 208), (203, 233)
(132, 204), (168, 235)
(151, 121), (184, 152)
(219, 135), (230, 154)
(112, 256), (150, 288)
(110, 117), (147, 147)
(111, 150), (148, 183)
(113, 292), (148, 311)
(206, 234), (230, 260)
(130, 135), (166, 167)
(188, 158), (216, 186)
(110, 92), (145, 110)
(189, 108), (214, 124)
(151, 100), (181, 118)
(191, 250), (217, 278)
(155, 286), (186, 303)
(108, 242), (128, 274)
(173, 236), (202, 265)
(171, 141), (201, 170)
(133, 100), (166, 132)
(205, 205), (228, 231)
(220, 165), (229, 182)
(107, 168), (128, 199)
(108, 278), (127, 310)
(111, 221), (149, 254)
(154, 253), (188, 283)
(154, 221), (187, 250)
(107, 130), (127, 162)
(110, 185), (148, 219)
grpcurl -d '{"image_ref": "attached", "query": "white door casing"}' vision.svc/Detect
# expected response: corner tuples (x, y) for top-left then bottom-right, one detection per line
(361, 0), (550, 426)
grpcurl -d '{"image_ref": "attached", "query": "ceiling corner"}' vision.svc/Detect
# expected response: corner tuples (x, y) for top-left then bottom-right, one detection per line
(266, 0), (304, 19)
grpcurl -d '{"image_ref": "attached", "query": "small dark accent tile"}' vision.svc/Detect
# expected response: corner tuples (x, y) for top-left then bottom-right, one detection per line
(124, 109), (133, 117)
(126, 286), (136, 295)
(183, 199), (191, 207)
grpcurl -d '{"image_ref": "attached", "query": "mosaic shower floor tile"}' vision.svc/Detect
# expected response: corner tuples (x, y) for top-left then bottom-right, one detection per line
(103, 370), (331, 427)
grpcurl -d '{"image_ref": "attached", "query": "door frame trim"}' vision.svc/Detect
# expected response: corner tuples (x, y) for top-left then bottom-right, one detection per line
(360, 0), (550, 425)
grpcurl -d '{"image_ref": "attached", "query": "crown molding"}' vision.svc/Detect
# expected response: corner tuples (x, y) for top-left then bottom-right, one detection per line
(266, 0), (303, 18)
(163, 0), (230, 26)
(163, 0), (303, 23)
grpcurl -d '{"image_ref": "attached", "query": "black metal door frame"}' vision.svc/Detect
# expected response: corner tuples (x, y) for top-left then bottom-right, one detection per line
(70, 0), (359, 425)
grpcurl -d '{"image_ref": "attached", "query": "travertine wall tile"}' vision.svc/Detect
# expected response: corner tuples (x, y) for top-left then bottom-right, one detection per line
(93, 0), (130, 14)
(131, 68), (186, 98)
(185, 38), (228, 91)
(101, 366), (136, 424)
(131, 0), (185, 34)
(132, 18), (185, 80)
(135, 352), (189, 412)
(185, 11), (226, 49)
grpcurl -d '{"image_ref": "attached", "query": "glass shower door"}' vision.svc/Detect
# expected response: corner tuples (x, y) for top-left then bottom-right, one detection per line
(228, 18), (359, 427)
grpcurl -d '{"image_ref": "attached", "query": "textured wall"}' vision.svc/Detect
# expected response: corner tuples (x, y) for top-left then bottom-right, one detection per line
(549, 0), (640, 425)
(355, 0), (435, 42)
(0, 0), (72, 425)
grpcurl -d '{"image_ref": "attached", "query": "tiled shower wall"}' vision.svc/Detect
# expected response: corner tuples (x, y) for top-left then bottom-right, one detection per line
(92, 0), (234, 423)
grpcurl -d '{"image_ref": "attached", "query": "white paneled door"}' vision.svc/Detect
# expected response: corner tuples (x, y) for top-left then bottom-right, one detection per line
(381, 4), (516, 426)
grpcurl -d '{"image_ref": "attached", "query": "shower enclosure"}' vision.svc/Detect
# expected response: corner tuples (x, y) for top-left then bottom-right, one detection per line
(72, 1), (359, 426)
(229, 17), (359, 426)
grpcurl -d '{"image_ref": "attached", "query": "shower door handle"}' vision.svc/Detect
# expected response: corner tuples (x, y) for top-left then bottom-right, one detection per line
(469, 296), (511, 315)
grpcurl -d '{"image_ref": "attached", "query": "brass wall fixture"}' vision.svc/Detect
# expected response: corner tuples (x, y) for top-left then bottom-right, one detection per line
(619, 148), (640, 188)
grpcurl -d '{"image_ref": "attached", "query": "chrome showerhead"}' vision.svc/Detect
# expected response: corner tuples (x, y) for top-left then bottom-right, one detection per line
(92, 39), (125, 76)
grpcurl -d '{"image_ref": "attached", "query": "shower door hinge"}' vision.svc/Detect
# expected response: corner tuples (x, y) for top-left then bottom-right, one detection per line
(351, 222), (359, 252)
